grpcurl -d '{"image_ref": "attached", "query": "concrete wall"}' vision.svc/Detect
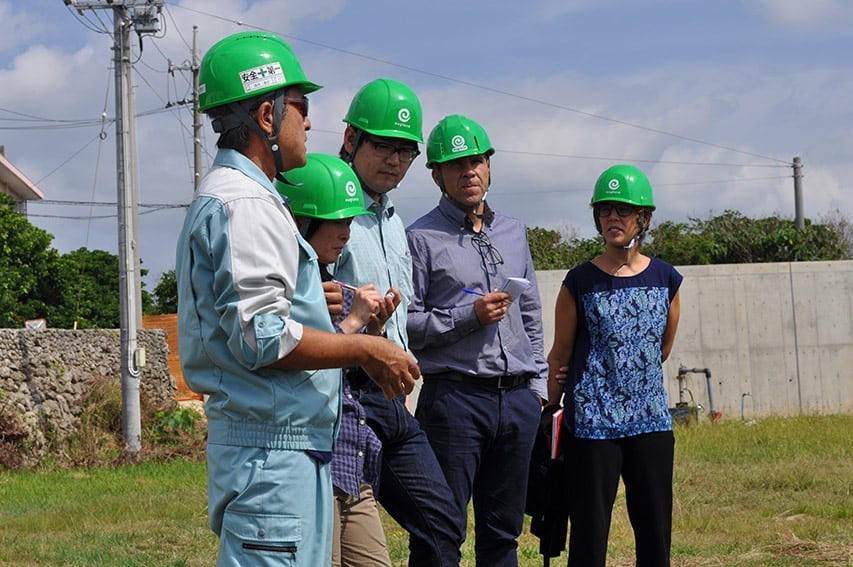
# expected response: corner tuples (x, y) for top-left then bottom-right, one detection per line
(536, 260), (853, 420)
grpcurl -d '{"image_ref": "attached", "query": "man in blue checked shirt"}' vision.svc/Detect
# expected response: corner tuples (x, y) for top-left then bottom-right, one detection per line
(406, 115), (548, 567)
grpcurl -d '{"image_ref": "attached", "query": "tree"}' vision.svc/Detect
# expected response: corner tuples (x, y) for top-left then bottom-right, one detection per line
(52, 248), (122, 328)
(55, 249), (153, 328)
(817, 209), (853, 260)
(150, 269), (177, 314)
(565, 235), (605, 267)
(526, 225), (605, 271)
(0, 195), (156, 328)
(527, 227), (572, 270)
(0, 195), (62, 327)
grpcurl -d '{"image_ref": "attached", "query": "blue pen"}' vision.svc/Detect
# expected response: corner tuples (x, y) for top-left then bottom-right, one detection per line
(462, 288), (485, 296)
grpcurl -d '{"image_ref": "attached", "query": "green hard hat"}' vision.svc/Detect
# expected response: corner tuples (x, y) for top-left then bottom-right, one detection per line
(276, 154), (370, 220)
(591, 164), (656, 210)
(425, 114), (494, 168)
(343, 78), (423, 143)
(199, 31), (321, 113)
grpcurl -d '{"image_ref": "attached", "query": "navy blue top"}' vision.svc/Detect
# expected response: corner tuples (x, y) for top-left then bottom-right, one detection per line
(561, 258), (682, 439)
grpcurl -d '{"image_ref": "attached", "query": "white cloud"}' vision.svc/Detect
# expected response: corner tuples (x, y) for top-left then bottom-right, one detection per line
(746, 0), (853, 29)
(2, 0), (851, 283)
(0, 1), (46, 59)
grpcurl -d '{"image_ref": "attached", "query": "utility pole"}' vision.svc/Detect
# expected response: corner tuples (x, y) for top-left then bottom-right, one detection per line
(792, 156), (804, 230)
(168, 26), (203, 189)
(192, 26), (202, 190)
(64, 0), (164, 455)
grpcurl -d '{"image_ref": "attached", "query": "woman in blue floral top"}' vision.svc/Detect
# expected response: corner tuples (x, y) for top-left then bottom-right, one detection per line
(545, 164), (682, 567)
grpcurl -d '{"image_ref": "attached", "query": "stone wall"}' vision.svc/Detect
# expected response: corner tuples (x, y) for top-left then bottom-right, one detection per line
(0, 329), (176, 462)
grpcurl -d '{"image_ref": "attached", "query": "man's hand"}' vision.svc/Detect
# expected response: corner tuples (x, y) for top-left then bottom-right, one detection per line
(322, 281), (344, 319)
(360, 336), (420, 400)
(473, 291), (511, 326)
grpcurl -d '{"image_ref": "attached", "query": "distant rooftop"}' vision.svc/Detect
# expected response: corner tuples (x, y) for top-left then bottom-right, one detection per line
(0, 145), (44, 214)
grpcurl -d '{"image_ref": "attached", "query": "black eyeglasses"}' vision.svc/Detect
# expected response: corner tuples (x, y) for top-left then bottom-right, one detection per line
(472, 231), (504, 270)
(366, 137), (421, 164)
(286, 96), (309, 118)
(595, 203), (636, 218)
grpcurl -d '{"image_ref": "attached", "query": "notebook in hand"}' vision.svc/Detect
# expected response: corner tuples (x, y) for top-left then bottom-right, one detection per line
(500, 276), (530, 301)
(551, 408), (563, 460)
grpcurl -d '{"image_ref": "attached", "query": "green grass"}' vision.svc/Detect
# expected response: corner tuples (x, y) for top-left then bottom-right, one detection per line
(1, 415), (851, 566)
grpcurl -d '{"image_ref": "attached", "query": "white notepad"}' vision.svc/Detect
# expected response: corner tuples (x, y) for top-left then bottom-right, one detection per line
(500, 277), (530, 301)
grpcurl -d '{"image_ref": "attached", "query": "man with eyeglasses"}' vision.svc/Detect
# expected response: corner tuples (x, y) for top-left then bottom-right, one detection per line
(406, 115), (548, 566)
(332, 79), (463, 566)
(176, 35), (418, 566)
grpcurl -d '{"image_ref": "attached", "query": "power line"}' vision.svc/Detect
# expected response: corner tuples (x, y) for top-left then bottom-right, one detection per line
(165, 2), (792, 166)
(34, 199), (188, 208)
(28, 206), (185, 220)
(501, 150), (791, 169)
(0, 105), (173, 130)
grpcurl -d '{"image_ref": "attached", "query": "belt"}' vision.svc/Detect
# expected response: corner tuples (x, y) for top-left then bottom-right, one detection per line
(423, 370), (532, 390)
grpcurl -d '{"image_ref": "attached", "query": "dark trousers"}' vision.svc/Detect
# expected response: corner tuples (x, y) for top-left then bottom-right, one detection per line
(415, 376), (541, 567)
(565, 431), (674, 567)
(355, 389), (463, 567)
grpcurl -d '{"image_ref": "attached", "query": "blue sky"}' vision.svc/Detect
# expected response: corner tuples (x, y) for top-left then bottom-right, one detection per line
(2, 0), (852, 285)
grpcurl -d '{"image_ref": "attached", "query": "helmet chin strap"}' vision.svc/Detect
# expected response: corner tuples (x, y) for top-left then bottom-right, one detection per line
(225, 91), (288, 177)
(615, 225), (640, 274)
(342, 129), (363, 166)
(621, 210), (648, 251)
(263, 93), (287, 176)
(353, 166), (391, 202)
(437, 167), (490, 218)
(346, 130), (400, 201)
(473, 190), (488, 218)
(440, 187), (486, 217)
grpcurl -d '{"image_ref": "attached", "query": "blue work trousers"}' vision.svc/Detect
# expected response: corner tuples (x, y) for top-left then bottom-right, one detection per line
(355, 389), (463, 567)
(207, 444), (333, 567)
(415, 377), (541, 567)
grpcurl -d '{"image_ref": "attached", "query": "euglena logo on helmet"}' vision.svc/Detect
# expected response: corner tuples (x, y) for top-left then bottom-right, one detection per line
(345, 181), (357, 198)
(451, 135), (468, 153)
(607, 179), (621, 192)
(394, 108), (412, 130)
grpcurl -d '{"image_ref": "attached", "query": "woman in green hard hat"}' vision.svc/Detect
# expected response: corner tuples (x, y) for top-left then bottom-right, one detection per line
(545, 164), (683, 566)
(278, 153), (399, 334)
(278, 153), (401, 567)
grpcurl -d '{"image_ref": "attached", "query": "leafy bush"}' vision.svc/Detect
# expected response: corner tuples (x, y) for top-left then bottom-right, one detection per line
(527, 209), (851, 270)
(645, 210), (849, 265)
